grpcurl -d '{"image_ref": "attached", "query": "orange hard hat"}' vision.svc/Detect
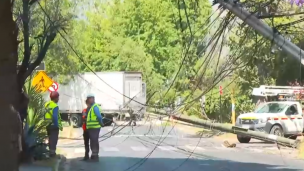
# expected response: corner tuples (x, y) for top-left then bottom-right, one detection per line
(50, 91), (59, 99)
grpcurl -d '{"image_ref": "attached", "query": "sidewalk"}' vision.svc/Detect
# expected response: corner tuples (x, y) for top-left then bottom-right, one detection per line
(19, 154), (64, 171)
(20, 164), (52, 171)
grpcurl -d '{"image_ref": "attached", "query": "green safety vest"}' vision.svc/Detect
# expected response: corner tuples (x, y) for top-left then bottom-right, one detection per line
(86, 103), (102, 129)
(44, 101), (62, 130)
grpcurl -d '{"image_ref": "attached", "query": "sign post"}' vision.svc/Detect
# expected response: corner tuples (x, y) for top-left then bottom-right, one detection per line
(219, 86), (223, 123)
(231, 89), (236, 125)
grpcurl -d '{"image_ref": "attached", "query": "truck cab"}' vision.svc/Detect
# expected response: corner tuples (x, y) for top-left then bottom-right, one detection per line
(236, 85), (304, 143)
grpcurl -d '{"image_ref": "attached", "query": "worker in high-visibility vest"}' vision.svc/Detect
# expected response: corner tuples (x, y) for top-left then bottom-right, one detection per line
(81, 99), (90, 161)
(44, 91), (63, 157)
(86, 94), (103, 161)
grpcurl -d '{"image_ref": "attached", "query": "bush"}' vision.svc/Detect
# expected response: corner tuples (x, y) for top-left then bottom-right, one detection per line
(21, 87), (50, 161)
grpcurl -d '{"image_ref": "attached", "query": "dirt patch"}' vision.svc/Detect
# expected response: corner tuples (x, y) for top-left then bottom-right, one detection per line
(213, 133), (238, 143)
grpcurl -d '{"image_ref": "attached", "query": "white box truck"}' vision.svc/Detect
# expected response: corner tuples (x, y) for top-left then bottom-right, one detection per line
(44, 71), (146, 127)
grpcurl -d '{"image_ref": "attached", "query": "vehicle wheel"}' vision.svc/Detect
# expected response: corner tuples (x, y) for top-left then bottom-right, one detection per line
(270, 125), (283, 137)
(237, 134), (251, 143)
(70, 114), (81, 128)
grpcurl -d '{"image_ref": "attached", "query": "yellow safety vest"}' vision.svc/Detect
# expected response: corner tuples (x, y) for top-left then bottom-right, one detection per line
(44, 101), (62, 130)
(86, 104), (102, 129)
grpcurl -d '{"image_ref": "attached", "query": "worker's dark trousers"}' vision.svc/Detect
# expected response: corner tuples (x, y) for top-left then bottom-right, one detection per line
(46, 125), (59, 155)
(87, 128), (100, 156)
(83, 130), (90, 156)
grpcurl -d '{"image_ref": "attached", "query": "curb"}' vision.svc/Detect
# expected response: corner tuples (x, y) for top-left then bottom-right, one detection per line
(54, 155), (66, 171)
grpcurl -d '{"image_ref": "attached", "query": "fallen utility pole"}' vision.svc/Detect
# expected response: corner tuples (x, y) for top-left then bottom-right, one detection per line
(217, 0), (304, 65)
(172, 115), (301, 148)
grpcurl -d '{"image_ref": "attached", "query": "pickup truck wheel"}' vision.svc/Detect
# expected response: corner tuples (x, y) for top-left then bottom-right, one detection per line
(270, 125), (283, 137)
(70, 114), (81, 128)
(237, 135), (251, 143)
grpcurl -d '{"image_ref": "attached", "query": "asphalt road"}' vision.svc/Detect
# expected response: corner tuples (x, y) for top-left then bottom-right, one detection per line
(58, 124), (304, 171)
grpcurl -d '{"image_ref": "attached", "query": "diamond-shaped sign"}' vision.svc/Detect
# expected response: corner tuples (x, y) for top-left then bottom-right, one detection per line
(32, 71), (53, 92)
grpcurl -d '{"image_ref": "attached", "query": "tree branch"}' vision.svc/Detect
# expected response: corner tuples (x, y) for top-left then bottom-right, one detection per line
(29, 0), (39, 6)
(18, 0), (30, 83)
(276, 17), (304, 28)
(23, 32), (57, 80)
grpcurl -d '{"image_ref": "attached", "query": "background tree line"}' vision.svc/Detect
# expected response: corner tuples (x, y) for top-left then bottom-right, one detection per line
(44, 0), (304, 122)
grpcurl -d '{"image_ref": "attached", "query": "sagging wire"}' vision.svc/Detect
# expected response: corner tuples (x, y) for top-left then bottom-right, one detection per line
(39, 0), (230, 113)
(121, 7), (243, 170)
(37, 2), (168, 148)
(123, 3), (268, 168)
(111, 1), (238, 155)
(148, 12), (272, 171)
(122, 30), (239, 171)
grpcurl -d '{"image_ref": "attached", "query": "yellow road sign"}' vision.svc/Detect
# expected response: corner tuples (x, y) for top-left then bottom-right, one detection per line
(32, 71), (53, 92)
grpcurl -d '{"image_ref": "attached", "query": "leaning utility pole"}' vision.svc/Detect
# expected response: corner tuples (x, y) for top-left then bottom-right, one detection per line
(216, 0), (304, 65)
(172, 115), (301, 148)
(148, 108), (300, 148)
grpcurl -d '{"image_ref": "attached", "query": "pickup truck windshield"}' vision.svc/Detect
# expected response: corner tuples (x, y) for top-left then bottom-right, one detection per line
(255, 103), (289, 113)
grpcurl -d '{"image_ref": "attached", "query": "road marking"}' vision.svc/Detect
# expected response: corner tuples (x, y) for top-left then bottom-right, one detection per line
(74, 148), (86, 153)
(248, 149), (264, 153)
(267, 166), (294, 169)
(185, 145), (205, 151)
(264, 147), (279, 150)
(112, 134), (183, 138)
(102, 147), (119, 151)
(157, 146), (177, 151)
(131, 146), (149, 151)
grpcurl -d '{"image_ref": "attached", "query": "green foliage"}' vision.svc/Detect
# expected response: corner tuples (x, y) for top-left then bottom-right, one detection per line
(204, 90), (255, 122)
(23, 86), (49, 160)
(68, 0), (213, 104)
(228, 1), (304, 95)
(14, 0), (76, 84)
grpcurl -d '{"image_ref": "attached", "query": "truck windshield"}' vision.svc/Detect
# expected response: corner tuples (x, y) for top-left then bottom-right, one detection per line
(254, 103), (288, 113)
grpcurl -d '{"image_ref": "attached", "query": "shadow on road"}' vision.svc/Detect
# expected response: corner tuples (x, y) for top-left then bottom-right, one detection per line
(65, 156), (302, 171)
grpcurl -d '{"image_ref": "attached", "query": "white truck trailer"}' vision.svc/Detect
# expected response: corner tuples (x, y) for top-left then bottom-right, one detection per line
(44, 71), (146, 127)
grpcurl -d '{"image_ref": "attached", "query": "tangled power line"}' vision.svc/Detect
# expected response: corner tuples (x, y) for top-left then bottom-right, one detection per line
(29, 0), (304, 170)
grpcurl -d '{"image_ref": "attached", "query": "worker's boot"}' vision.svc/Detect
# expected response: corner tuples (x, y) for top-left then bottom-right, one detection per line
(90, 155), (99, 162)
(81, 154), (89, 161)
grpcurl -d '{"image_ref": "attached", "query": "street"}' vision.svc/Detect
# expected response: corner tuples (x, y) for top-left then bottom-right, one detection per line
(58, 123), (304, 171)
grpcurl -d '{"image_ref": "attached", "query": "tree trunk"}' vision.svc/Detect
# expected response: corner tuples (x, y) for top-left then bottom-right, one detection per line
(0, 1), (21, 170)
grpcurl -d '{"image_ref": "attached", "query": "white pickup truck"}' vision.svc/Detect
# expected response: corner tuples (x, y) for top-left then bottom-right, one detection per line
(235, 101), (304, 143)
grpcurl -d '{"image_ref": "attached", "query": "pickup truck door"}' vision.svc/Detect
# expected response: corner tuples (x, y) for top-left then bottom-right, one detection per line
(284, 105), (302, 134)
(293, 104), (303, 134)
